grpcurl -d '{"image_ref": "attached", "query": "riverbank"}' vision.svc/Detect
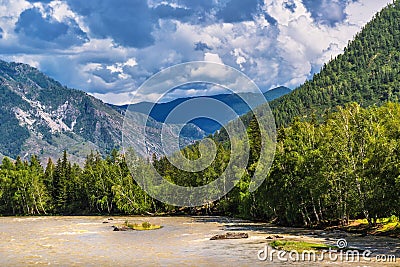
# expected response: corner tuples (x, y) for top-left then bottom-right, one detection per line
(337, 217), (400, 238)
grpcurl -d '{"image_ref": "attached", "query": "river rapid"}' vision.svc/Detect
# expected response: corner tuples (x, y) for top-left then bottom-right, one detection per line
(0, 216), (398, 266)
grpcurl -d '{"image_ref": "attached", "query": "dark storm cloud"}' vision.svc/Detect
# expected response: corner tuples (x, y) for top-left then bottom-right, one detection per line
(15, 8), (68, 42)
(67, 0), (155, 48)
(14, 8), (88, 47)
(217, 0), (261, 23)
(0, 28), (3, 39)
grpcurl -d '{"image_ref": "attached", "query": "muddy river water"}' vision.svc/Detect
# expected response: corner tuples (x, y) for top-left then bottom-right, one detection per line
(0, 216), (398, 266)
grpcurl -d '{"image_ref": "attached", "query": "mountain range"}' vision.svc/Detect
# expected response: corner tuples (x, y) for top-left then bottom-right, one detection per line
(109, 86), (291, 134)
(0, 61), (207, 163)
(0, 61), (290, 163)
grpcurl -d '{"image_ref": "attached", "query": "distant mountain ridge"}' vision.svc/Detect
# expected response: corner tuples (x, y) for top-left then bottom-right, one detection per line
(0, 60), (205, 162)
(110, 86), (291, 134)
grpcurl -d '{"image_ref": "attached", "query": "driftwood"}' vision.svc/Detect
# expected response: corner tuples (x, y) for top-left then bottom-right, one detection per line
(210, 232), (248, 240)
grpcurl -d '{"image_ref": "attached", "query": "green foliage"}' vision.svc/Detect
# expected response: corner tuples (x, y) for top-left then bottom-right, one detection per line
(389, 215), (399, 223)
(0, 86), (30, 158)
(123, 220), (162, 230)
(0, 155), (49, 215)
(0, 104), (399, 222)
(204, 1), (400, 225)
(142, 221), (151, 229)
(0, 149), (156, 215)
(269, 240), (331, 252)
(254, 103), (400, 226)
(269, 1), (400, 127)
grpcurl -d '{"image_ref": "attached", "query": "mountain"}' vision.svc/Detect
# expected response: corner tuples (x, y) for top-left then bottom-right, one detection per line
(0, 60), (205, 162)
(269, 1), (400, 127)
(110, 86), (291, 134)
(261, 86), (292, 98)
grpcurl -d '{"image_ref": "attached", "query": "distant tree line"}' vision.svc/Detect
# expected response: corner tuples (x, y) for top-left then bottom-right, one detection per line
(0, 150), (163, 215)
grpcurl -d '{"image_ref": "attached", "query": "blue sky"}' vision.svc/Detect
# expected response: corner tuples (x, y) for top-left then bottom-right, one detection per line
(0, 0), (393, 104)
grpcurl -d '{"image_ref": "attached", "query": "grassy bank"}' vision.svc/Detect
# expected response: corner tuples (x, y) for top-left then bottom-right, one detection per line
(340, 216), (400, 238)
(269, 240), (332, 253)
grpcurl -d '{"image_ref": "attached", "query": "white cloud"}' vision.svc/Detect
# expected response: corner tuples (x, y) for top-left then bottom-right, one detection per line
(345, 0), (392, 26)
(0, 0), (394, 104)
(204, 52), (223, 63)
(231, 48), (248, 70)
(0, 0), (31, 38)
(3, 54), (40, 68)
(48, 1), (75, 22)
(106, 64), (123, 74)
(91, 91), (134, 105)
(265, 0), (310, 26)
(125, 58), (138, 67)
(260, 0), (392, 88)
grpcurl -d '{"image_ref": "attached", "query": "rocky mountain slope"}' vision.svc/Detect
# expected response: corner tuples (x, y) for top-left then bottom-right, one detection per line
(0, 60), (204, 163)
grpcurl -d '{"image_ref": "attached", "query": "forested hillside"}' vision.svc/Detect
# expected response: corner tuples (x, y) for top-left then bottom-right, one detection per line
(155, 102), (400, 226)
(1, 103), (399, 223)
(270, 0), (400, 127)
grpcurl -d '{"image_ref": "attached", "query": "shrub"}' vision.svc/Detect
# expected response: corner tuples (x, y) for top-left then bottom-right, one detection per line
(142, 222), (151, 229)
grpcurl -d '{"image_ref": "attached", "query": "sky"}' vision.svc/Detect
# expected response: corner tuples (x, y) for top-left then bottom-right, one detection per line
(0, 0), (394, 104)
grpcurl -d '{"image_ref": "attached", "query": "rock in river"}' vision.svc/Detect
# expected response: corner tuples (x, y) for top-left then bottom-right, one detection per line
(210, 232), (248, 240)
(112, 225), (129, 231)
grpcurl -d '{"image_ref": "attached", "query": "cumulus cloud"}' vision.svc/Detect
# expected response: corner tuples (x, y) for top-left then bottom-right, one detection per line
(15, 7), (88, 48)
(67, 0), (155, 48)
(0, 0), (32, 38)
(345, 0), (393, 26)
(204, 52), (223, 63)
(302, 0), (348, 26)
(0, 0), (394, 104)
(263, 0), (370, 87)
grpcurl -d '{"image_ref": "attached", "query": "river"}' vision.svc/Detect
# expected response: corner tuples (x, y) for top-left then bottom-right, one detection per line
(0, 216), (398, 266)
